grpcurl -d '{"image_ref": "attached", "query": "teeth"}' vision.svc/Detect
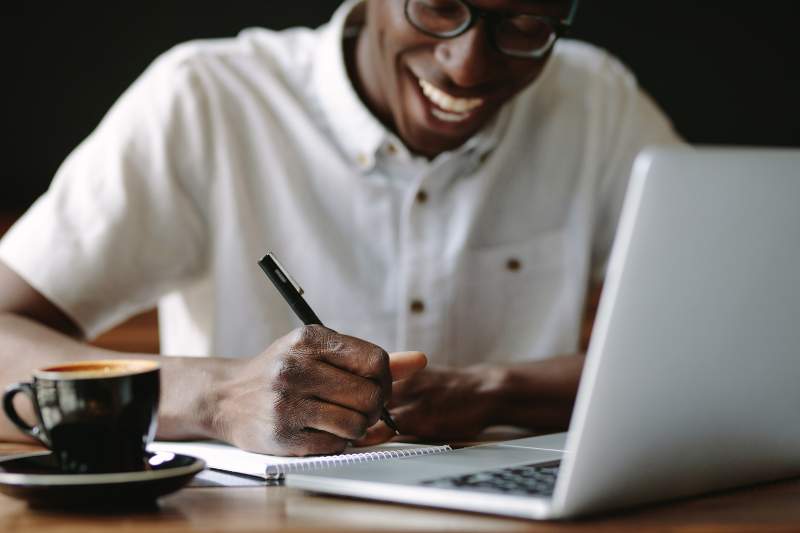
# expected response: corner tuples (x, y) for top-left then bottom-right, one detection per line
(418, 78), (483, 115)
(431, 108), (469, 122)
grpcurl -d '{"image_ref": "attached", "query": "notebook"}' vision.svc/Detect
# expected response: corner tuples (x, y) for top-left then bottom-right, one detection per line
(148, 440), (452, 480)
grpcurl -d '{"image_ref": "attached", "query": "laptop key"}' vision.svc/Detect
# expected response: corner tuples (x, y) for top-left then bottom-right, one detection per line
(420, 461), (561, 496)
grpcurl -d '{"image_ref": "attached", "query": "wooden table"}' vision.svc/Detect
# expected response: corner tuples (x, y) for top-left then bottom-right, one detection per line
(2, 441), (800, 533)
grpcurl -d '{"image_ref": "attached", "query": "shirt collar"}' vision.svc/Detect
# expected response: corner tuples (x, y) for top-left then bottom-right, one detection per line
(311, 0), (512, 175)
(312, 0), (384, 173)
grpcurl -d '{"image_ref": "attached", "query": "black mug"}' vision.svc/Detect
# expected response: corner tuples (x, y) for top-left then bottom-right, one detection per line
(3, 359), (160, 474)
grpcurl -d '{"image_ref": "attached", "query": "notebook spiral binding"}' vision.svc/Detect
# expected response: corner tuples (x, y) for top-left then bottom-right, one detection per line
(265, 445), (453, 480)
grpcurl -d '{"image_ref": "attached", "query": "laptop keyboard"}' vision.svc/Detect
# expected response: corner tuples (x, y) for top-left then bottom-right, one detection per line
(420, 461), (560, 496)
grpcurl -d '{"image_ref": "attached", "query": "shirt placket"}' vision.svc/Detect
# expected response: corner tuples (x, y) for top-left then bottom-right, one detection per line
(395, 159), (460, 364)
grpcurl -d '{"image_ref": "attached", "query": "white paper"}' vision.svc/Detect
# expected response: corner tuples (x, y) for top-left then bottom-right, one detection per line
(148, 440), (447, 479)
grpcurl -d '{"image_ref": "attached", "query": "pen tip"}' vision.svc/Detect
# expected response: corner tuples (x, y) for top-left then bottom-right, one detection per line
(380, 410), (400, 435)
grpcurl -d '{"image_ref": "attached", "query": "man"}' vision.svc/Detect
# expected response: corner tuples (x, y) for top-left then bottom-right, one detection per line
(0, 0), (680, 455)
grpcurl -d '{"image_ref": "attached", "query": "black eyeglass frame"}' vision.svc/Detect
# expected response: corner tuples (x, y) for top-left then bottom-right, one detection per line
(404, 0), (580, 59)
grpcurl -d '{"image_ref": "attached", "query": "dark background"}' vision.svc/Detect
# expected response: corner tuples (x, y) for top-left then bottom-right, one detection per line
(6, 1), (798, 210)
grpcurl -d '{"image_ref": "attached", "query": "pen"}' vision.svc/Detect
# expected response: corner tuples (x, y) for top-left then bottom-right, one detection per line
(258, 251), (401, 436)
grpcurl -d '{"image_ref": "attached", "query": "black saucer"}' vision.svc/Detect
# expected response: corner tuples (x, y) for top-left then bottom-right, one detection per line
(0, 451), (205, 508)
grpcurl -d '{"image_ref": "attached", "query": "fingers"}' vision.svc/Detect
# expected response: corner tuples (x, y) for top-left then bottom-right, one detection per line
(264, 326), (429, 455)
(352, 421), (396, 447)
(385, 374), (418, 408)
(292, 325), (392, 396)
(303, 399), (369, 441)
(300, 353), (427, 423)
(388, 351), (427, 381)
(386, 403), (418, 429)
(270, 397), (367, 456)
(272, 351), (386, 425)
(310, 363), (385, 425)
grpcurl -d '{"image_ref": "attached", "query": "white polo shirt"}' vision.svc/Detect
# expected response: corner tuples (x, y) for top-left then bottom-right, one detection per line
(0, 0), (681, 366)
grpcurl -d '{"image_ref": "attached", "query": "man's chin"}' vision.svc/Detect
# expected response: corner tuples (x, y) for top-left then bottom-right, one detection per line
(396, 71), (500, 157)
(400, 121), (486, 159)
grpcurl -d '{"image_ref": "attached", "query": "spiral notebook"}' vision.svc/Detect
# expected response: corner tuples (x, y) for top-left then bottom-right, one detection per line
(149, 440), (452, 480)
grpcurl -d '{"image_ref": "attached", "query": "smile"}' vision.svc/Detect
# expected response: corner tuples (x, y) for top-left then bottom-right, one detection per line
(418, 78), (484, 123)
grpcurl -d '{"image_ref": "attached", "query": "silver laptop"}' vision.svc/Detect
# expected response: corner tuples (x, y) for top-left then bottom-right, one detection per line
(287, 147), (800, 519)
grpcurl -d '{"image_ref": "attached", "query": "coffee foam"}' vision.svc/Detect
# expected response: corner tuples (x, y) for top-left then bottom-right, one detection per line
(35, 359), (159, 380)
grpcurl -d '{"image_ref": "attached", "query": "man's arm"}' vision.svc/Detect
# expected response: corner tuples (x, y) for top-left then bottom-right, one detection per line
(487, 281), (602, 431)
(358, 283), (602, 443)
(0, 260), (426, 453)
(0, 259), (241, 442)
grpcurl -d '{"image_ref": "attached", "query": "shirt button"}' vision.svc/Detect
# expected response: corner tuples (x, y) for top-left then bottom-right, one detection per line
(356, 153), (371, 167)
(386, 143), (398, 155)
(480, 152), (492, 164)
(415, 190), (428, 204)
(506, 258), (522, 271)
(410, 299), (425, 313)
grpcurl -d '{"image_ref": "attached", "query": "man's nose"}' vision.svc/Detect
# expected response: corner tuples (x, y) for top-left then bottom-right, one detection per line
(433, 22), (499, 88)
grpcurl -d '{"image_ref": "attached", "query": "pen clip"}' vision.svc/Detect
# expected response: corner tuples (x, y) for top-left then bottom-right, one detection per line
(266, 252), (304, 296)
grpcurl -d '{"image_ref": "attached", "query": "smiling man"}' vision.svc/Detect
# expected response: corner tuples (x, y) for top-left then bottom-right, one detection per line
(354, 0), (574, 157)
(0, 0), (681, 455)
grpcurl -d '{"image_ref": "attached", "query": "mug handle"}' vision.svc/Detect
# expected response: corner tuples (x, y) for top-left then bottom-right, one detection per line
(3, 382), (51, 447)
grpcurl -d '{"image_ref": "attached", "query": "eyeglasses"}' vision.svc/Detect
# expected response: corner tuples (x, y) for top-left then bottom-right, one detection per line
(404, 0), (578, 59)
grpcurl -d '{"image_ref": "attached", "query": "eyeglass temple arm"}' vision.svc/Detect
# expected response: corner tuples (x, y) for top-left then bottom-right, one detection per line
(562, 0), (580, 26)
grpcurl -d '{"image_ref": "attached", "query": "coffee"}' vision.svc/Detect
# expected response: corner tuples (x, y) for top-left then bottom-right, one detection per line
(37, 360), (157, 378)
(3, 359), (160, 474)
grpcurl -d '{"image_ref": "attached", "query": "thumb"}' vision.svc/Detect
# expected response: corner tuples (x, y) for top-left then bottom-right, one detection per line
(388, 351), (427, 381)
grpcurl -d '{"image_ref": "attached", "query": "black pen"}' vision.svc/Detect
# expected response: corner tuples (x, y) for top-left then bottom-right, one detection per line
(258, 251), (400, 436)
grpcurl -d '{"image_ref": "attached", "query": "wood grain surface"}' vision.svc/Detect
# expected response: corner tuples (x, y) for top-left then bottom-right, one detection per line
(1, 436), (798, 533)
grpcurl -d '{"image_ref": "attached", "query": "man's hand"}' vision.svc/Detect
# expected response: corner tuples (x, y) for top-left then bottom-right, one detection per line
(356, 365), (497, 445)
(356, 354), (585, 445)
(212, 325), (426, 456)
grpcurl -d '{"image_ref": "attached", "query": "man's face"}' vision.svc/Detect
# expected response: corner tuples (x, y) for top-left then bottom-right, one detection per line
(359, 0), (572, 158)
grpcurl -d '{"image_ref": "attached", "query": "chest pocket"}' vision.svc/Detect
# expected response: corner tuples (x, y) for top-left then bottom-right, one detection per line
(448, 230), (569, 365)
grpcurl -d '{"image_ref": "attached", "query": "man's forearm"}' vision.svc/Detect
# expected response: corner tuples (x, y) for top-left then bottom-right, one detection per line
(0, 312), (233, 442)
(480, 353), (586, 432)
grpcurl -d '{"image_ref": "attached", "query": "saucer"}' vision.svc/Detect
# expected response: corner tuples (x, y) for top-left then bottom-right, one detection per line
(0, 451), (205, 508)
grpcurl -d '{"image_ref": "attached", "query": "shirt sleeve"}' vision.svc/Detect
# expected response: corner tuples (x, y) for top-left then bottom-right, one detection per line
(0, 46), (210, 339)
(590, 61), (685, 284)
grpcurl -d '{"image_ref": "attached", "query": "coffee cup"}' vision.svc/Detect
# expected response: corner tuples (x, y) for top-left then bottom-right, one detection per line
(3, 359), (160, 474)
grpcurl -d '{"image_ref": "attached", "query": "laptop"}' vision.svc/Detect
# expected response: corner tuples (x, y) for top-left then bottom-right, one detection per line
(287, 147), (800, 519)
